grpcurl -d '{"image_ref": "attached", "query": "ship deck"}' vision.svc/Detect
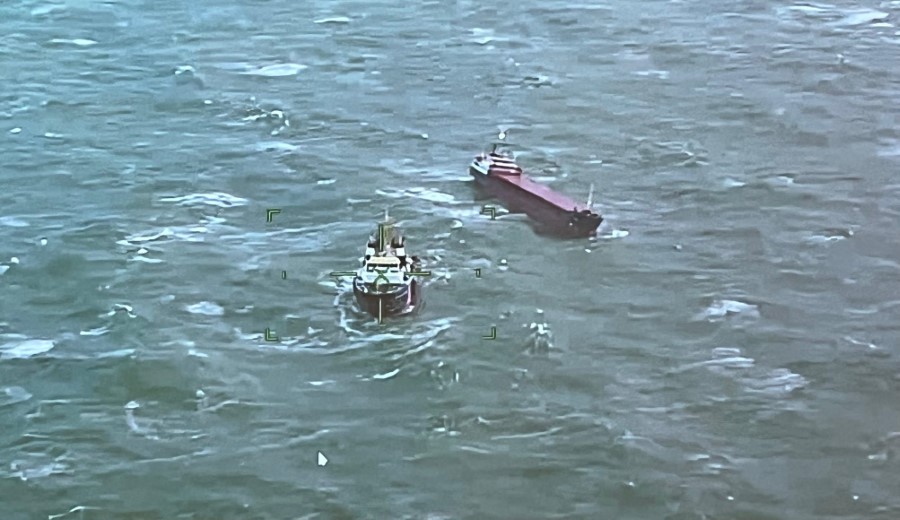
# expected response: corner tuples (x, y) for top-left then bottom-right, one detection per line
(490, 171), (587, 212)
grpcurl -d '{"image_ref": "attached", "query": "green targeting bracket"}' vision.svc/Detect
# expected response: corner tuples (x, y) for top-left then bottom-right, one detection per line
(329, 271), (357, 278)
(264, 328), (279, 341)
(474, 268), (482, 278)
(482, 326), (497, 340)
(266, 209), (281, 223)
(480, 205), (497, 220)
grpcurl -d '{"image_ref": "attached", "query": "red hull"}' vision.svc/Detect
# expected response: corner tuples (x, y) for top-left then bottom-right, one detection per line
(469, 158), (602, 237)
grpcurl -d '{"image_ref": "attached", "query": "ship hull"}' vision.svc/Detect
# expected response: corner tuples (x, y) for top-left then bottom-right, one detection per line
(469, 167), (602, 237)
(352, 278), (422, 318)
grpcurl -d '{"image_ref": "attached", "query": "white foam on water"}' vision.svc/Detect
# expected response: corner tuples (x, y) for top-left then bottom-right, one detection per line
(0, 339), (55, 359)
(314, 16), (351, 24)
(243, 63), (308, 77)
(832, 10), (889, 27)
(635, 69), (670, 79)
(702, 299), (760, 320)
(119, 228), (173, 244)
(129, 256), (163, 264)
(185, 301), (225, 316)
(372, 368), (400, 380)
(0, 216), (29, 227)
(409, 188), (456, 204)
(79, 326), (109, 336)
(256, 141), (297, 153)
(48, 38), (98, 46)
(159, 192), (248, 208)
(599, 228), (629, 240)
(747, 368), (809, 395)
(1, 386), (32, 406)
(805, 234), (846, 244)
(0, 265), (8, 276)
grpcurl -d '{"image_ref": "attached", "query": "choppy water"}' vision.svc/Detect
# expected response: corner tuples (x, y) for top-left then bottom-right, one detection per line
(2, 0), (900, 518)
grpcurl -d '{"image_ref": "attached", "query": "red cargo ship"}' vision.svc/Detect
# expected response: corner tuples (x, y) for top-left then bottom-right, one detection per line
(468, 140), (602, 237)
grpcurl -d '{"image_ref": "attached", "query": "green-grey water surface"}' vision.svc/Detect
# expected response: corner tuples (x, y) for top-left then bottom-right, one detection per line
(2, 0), (900, 518)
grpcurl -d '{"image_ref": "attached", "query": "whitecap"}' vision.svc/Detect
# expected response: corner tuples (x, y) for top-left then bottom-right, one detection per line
(256, 141), (297, 153)
(129, 255), (163, 264)
(120, 228), (173, 244)
(635, 70), (670, 79)
(106, 303), (135, 317)
(0, 216), (29, 227)
(0, 265), (8, 276)
(31, 4), (65, 16)
(703, 299), (759, 320)
(49, 38), (98, 46)
(316, 178), (336, 185)
(97, 348), (135, 358)
(9, 127), (22, 134)
(411, 189), (455, 203)
(160, 192), (247, 208)
(747, 368), (808, 394)
(79, 326), (109, 336)
(243, 63), (308, 77)
(1, 386), (32, 406)
(314, 16), (351, 24)
(723, 178), (746, 188)
(600, 229), (629, 239)
(833, 10), (889, 27)
(185, 301), (225, 316)
(0, 339), (55, 359)
(805, 234), (845, 244)
(372, 368), (400, 380)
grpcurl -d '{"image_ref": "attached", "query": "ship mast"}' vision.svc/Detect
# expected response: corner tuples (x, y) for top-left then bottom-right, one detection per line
(377, 208), (395, 253)
(586, 183), (595, 209)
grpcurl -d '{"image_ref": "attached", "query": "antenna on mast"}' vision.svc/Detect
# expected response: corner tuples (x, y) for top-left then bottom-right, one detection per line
(586, 183), (595, 208)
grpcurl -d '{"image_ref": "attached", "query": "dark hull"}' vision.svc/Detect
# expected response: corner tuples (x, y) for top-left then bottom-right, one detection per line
(352, 278), (422, 318)
(470, 167), (602, 237)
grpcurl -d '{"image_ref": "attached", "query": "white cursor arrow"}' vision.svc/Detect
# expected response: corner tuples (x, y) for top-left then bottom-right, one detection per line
(317, 451), (328, 467)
